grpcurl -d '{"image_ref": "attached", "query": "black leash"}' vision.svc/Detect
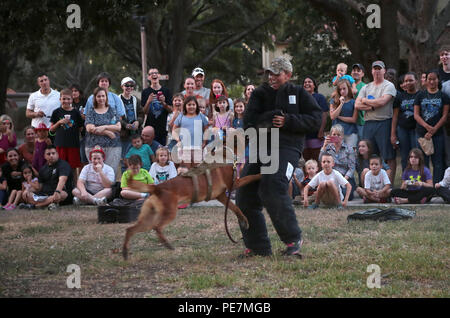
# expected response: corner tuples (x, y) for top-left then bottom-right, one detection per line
(224, 162), (238, 244)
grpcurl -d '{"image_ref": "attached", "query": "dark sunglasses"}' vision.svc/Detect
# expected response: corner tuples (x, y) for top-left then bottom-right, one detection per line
(124, 84), (135, 88)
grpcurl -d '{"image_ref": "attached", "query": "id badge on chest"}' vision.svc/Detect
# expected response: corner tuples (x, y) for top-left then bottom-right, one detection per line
(289, 95), (296, 104)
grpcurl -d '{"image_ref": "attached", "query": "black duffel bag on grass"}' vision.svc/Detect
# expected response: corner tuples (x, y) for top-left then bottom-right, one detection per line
(347, 208), (416, 222)
(98, 198), (143, 224)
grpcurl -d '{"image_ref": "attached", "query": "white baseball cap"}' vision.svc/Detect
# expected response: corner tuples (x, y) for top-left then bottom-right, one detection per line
(192, 67), (205, 77)
(121, 77), (136, 86)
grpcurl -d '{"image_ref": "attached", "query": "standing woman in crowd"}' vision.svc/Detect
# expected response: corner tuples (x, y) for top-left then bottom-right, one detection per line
(302, 76), (329, 162)
(391, 72), (420, 171)
(414, 70), (449, 184)
(244, 84), (255, 105)
(85, 87), (122, 177)
(0, 115), (17, 166)
(209, 79), (234, 113)
(70, 84), (86, 111)
(71, 84), (88, 167)
(17, 126), (36, 166)
(330, 79), (358, 150)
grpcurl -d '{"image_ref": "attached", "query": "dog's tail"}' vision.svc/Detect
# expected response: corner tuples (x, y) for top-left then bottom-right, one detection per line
(127, 176), (156, 194)
(233, 173), (261, 189)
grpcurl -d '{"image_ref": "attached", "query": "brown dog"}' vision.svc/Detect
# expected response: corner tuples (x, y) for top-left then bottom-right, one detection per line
(122, 164), (260, 259)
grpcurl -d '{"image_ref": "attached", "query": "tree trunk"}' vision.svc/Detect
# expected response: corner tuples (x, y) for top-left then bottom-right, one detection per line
(379, 0), (399, 71)
(0, 51), (18, 115)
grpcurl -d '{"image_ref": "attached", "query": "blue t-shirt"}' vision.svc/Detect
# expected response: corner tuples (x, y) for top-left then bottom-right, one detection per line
(332, 75), (355, 85)
(84, 91), (126, 117)
(331, 99), (358, 135)
(126, 143), (154, 171)
(174, 113), (209, 148)
(306, 93), (329, 139)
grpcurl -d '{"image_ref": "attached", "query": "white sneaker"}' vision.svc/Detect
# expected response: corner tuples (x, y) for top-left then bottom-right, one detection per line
(73, 197), (81, 206)
(94, 197), (107, 206)
(48, 203), (58, 211)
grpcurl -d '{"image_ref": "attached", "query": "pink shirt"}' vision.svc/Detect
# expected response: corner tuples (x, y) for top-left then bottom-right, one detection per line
(0, 133), (17, 165)
(214, 111), (232, 129)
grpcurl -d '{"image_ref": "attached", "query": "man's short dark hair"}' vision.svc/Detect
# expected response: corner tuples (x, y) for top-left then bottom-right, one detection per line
(128, 155), (142, 166)
(46, 144), (57, 151)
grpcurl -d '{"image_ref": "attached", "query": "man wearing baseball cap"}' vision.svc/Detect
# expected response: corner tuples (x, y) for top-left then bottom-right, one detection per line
(119, 77), (143, 172)
(182, 67), (211, 101)
(355, 60), (397, 183)
(236, 56), (322, 258)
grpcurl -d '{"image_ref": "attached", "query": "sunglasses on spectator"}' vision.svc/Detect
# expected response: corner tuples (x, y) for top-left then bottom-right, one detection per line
(124, 84), (135, 88)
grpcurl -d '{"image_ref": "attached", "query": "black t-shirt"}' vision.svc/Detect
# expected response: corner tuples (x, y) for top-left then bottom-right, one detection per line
(50, 107), (83, 147)
(438, 66), (450, 86)
(414, 89), (450, 136)
(393, 90), (420, 130)
(38, 159), (74, 195)
(141, 86), (173, 143)
(72, 98), (87, 137)
(1, 160), (25, 191)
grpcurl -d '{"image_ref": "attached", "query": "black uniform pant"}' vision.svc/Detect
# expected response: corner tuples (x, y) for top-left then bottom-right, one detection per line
(236, 148), (302, 254)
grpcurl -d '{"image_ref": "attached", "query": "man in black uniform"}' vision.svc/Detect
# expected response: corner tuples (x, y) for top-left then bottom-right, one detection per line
(237, 57), (322, 257)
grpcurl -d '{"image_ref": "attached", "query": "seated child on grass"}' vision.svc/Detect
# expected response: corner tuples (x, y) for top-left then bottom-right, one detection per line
(435, 167), (450, 203)
(391, 148), (435, 204)
(149, 146), (177, 185)
(304, 153), (351, 209)
(356, 155), (391, 203)
(290, 159), (318, 205)
(120, 155), (154, 200)
(125, 134), (155, 171)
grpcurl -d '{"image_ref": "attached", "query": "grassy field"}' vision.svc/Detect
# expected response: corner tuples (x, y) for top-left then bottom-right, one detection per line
(0, 204), (448, 298)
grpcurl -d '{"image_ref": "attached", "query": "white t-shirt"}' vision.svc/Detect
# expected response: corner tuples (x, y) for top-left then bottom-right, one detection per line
(364, 169), (391, 191)
(308, 169), (349, 200)
(79, 163), (115, 194)
(26, 88), (61, 128)
(149, 161), (177, 184)
(439, 167), (450, 188)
